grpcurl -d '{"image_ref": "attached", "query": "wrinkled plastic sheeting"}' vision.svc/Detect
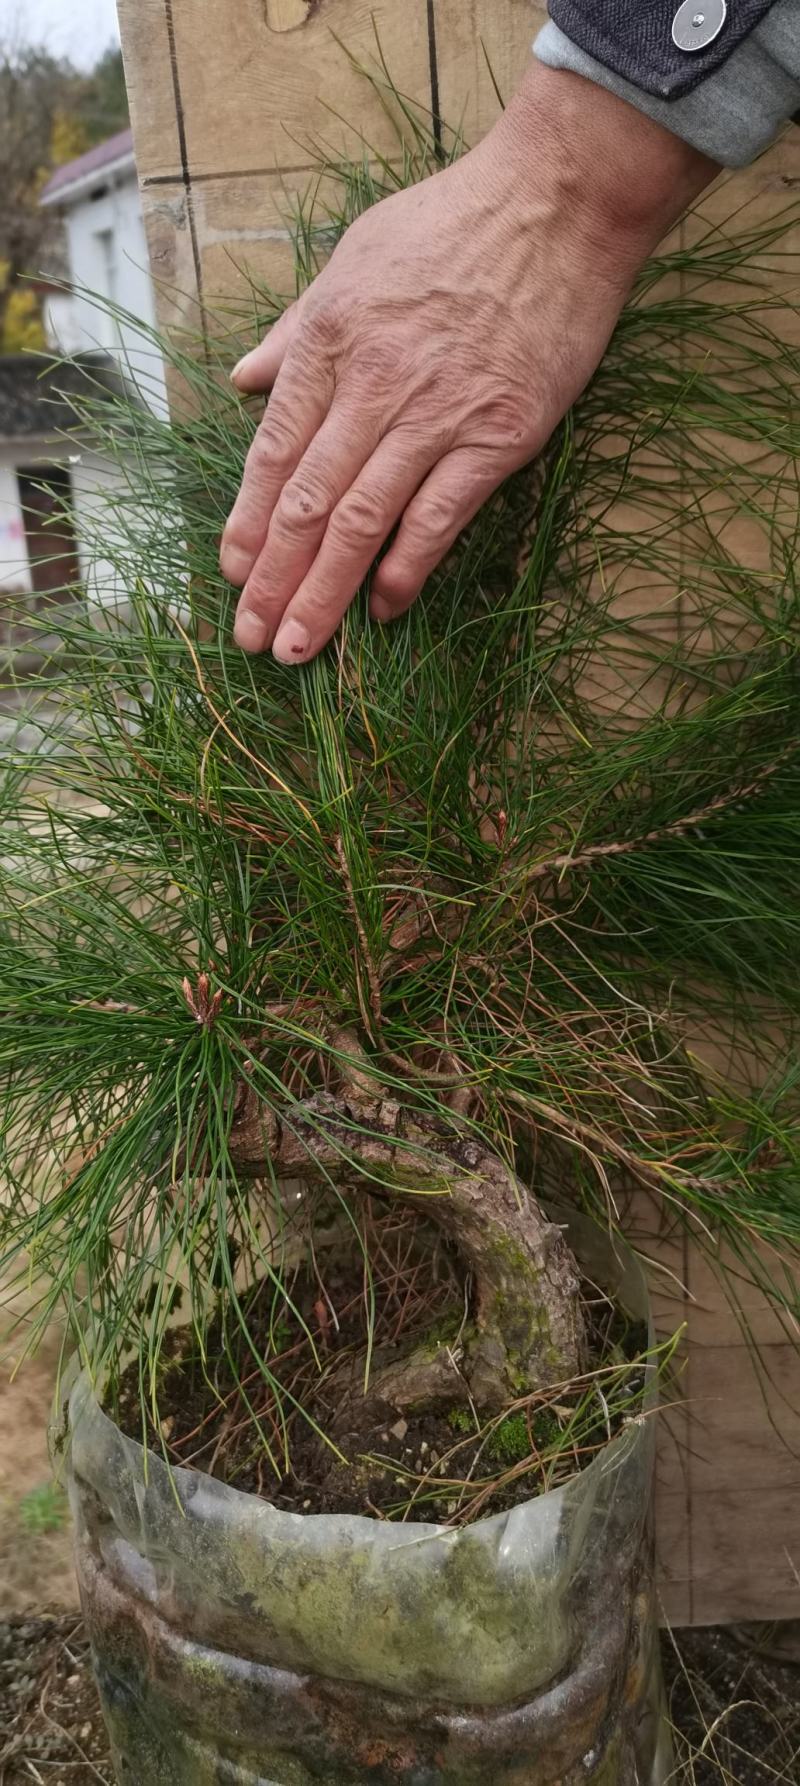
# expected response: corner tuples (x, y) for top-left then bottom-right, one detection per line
(66, 1218), (670, 1785)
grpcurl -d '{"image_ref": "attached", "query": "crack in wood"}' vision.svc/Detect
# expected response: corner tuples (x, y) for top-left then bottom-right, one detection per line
(426, 0), (444, 161)
(162, 0), (207, 358)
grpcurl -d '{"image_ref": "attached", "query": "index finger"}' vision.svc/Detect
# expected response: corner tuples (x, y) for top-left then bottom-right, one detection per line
(219, 349), (332, 589)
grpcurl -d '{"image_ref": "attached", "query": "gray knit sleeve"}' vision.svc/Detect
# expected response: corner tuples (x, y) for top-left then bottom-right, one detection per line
(535, 0), (800, 167)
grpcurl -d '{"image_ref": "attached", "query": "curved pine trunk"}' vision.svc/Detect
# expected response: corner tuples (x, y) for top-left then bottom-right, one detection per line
(230, 1089), (587, 1416)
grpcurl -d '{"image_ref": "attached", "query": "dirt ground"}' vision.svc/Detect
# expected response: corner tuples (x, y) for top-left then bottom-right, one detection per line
(664, 1624), (800, 1784)
(0, 1615), (111, 1784)
(0, 1291), (78, 1620)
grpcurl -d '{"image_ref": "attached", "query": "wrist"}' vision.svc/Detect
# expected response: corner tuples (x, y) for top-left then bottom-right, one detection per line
(479, 62), (718, 279)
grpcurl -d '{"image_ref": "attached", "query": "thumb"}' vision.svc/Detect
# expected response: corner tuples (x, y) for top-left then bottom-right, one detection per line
(231, 292), (308, 392)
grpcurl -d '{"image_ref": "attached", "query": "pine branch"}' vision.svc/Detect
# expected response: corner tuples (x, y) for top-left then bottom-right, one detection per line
(521, 748), (794, 887)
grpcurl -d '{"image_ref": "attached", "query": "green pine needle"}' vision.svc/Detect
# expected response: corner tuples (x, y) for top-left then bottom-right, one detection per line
(1, 90), (799, 1460)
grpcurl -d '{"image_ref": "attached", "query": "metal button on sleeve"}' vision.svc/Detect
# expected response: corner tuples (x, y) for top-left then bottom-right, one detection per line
(672, 0), (728, 52)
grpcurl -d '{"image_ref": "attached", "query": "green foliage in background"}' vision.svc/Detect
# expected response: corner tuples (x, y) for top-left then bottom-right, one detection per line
(0, 40), (129, 343)
(19, 1481), (68, 1536)
(0, 92), (798, 1458)
(0, 276), (45, 351)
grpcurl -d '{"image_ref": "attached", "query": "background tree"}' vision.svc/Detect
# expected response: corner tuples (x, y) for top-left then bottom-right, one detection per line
(78, 46), (130, 142)
(0, 35), (129, 347)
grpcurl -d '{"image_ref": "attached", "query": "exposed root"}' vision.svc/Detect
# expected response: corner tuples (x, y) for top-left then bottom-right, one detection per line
(230, 1090), (587, 1419)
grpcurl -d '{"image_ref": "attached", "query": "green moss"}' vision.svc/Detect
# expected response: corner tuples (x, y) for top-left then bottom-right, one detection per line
(486, 1414), (530, 1466)
(447, 1408), (473, 1435)
(484, 1236), (561, 1342)
(490, 1233), (538, 1270)
(382, 1163), (454, 1196)
(419, 1309), (463, 1355)
(532, 1409), (561, 1452)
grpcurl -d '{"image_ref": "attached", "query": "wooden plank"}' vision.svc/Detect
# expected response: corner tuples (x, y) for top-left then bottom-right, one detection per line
(433, 1), (547, 143)
(166, 0), (432, 178)
(685, 1345), (800, 1494)
(117, 0), (184, 179)
(659, 1488), (800, 1626)
(628, 1193), (800, 1624)
(117, 0), (439, 336)
(117, 0), (546, 333)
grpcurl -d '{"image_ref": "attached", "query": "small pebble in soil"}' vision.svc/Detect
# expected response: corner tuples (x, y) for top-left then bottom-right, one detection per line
(0, 1614), (113, 1783)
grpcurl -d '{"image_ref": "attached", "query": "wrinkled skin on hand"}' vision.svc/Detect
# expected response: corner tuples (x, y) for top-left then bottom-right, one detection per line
(220, 65), (715, 664)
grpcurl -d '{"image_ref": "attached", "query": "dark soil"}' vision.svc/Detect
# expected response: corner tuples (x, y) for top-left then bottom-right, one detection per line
(116, 1195), (650, 1525)
(0, 1615), (113, 1784)
(259, 1292), (647, 1524)
(2, 1616), (798, 1784)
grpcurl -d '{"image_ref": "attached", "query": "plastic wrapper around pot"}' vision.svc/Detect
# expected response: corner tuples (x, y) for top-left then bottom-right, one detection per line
(64, 1214), (670, 1785)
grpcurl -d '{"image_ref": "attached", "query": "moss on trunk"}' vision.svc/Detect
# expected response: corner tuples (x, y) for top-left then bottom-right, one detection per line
(230, 1089), (587, 1419)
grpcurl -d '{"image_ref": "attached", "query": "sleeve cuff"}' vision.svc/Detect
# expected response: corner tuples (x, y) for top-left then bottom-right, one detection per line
(534, 18), (800, 167)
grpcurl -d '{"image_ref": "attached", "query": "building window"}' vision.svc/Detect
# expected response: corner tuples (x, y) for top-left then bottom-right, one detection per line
(16, 466), (81, 603)
(96, 228), (119, 306)
(96, 228), (123, 349)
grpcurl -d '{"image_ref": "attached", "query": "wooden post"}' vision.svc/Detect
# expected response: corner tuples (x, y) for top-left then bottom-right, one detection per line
(116, 0), (800, 1626)
(116, 1), (544, 337)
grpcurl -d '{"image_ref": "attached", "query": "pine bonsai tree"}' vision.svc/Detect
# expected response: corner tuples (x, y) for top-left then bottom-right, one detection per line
(1, 104), (798, 1518)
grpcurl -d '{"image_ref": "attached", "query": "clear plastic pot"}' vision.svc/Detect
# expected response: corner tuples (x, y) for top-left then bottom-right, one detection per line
(65, 1216), (670, 1785)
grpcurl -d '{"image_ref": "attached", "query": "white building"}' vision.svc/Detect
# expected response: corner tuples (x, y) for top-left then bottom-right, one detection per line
(40, 128), (166, 412)
(0, 128), (165, 614)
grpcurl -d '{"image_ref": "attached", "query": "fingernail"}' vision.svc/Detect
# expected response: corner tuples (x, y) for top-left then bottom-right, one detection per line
(220, 542), (253, 586)
(370, 594), (393, 622)
(230, 355), (251, 385)
(234, 608), (269, 653)
(272, 618), (311, 664)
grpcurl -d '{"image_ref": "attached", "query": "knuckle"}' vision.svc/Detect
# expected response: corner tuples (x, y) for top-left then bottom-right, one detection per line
(359, 337), (405, 390)
(496, 412), (529, 448)
(273, 479), (332, 536)
(250, 421), (298, 478)
(238, 574), (275, 617)
(407, 490), (457, 547)
(331, 488), (387, 548)
(486, 390), (531, 448)
(374, 562), (418, 605)
(305, 294), (348, 350)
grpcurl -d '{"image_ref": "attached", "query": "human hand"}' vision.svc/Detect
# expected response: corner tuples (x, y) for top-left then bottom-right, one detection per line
(221, 64), (715, 664)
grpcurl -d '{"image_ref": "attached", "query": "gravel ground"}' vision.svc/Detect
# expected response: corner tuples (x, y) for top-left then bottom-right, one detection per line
(0, 1617), (112, 1785)
(0, 1615), (798, 1785)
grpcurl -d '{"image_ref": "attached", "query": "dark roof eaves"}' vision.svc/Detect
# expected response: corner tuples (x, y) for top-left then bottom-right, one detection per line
(40, 129), (136, 205)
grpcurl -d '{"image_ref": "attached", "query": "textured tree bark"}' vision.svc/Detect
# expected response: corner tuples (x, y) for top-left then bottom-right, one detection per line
(230, 1088), (587, 1416)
